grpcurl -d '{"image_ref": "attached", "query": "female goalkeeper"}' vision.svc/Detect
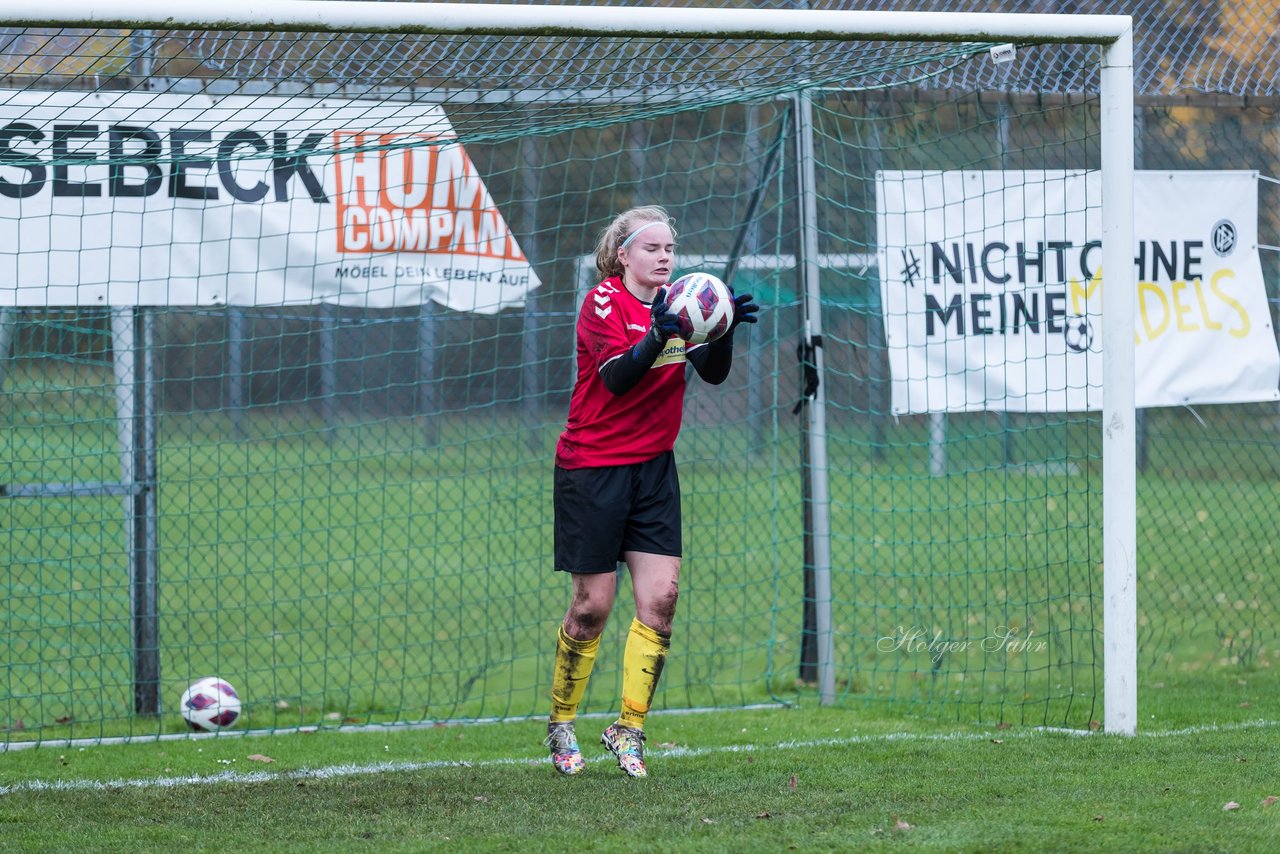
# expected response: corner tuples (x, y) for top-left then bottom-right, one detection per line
(544, 205), (758, 778)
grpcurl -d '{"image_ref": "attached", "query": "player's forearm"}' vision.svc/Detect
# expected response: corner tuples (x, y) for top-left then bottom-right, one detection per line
(599, 330), (666, 396)
(688, 330), (734, 385)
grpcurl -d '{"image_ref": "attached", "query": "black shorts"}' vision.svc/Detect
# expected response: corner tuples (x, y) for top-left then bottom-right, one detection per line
(553, 451), (681, 574)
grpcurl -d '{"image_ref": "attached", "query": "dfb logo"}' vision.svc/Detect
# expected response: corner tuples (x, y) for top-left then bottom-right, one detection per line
(1210, 219), (1237, 257)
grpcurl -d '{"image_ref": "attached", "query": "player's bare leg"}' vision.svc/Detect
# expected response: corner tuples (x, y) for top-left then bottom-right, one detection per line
(547, 571), (617, 775)
(601, 552), (678, 778)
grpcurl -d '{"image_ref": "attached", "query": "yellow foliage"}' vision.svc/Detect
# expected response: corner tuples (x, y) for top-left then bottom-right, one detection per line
(0, 31), (133, 77)
(1162, 106), (1214, 161)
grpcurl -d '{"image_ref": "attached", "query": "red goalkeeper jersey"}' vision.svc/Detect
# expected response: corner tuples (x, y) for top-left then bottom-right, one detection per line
(555, 277), (688, 469)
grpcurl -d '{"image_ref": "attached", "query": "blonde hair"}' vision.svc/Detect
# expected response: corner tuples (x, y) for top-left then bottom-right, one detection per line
(593, 206), (677, 280)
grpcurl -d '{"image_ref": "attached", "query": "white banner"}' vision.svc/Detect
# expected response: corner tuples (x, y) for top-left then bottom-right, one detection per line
(877, 170), (1280, 413)
(0, 90), (540, 312)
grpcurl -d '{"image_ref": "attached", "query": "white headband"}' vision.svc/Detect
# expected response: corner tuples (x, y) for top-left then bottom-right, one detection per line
(620, 220), (667, 249)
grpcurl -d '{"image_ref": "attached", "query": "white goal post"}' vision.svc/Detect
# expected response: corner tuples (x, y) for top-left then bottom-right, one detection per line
(0, 1), (1137, 734)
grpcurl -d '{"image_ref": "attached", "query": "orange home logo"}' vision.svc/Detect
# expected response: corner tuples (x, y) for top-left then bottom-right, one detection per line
(333, 131), (527, 260)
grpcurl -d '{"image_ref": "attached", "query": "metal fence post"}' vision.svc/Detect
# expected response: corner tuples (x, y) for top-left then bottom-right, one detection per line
(111, 307), (161, 716)
(794, 89), (835, 705)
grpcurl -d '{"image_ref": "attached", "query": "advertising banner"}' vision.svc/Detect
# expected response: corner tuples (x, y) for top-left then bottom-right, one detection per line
(0, 89), (539, 312)
(877, 170), (1279, 412)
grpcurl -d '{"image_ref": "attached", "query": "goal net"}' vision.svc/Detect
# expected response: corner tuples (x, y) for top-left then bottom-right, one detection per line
(0, 4), (1141, 745)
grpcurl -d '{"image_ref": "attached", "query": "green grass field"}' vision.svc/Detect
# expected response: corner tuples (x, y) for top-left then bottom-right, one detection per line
(3, 704), (1280, 852)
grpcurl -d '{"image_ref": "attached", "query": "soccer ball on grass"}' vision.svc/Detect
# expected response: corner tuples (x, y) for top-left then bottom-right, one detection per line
(180, 677), (242, 732)
(662, 272), (735, 345)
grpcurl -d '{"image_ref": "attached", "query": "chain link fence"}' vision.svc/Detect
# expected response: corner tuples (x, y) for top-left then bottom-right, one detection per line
(1, 3), (1277, 739)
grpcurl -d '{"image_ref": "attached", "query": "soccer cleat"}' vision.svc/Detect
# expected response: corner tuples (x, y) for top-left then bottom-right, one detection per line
(601, 723), (648, 778)
(545, 720), (586, 775)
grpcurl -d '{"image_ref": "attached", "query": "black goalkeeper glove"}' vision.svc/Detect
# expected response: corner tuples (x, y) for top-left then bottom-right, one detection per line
(647, 288), (682, 343)
(605, 288), (683, 396)
(729, 291), (760, 330)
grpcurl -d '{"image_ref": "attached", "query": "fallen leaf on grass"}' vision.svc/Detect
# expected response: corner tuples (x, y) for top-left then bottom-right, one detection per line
(996, 722), (1011, 730)
(756, 811), (771, 820)
(1261, 796), (1278, 809)
(893, 817), (912, 832)
(1092, 815), (1104, 822)
(55, 716), (73, 725)
(788, 774), (797, 792)
(1223, 802), (1241, 812)
(1088, 720), (1102, 731)
(247, 754), (274, 763)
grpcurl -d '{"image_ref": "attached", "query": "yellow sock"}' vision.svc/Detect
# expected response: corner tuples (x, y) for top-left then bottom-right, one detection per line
(619, 618), (671, 730)
(549, 625), (600, 723)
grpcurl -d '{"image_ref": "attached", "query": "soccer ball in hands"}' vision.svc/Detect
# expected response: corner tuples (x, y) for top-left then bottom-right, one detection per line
(662, 272), (735, 345)
(180, 677), (242, 732)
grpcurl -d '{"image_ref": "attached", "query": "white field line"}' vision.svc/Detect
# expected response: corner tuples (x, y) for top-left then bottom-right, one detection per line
(0, 703), (786, 753)
(2, 718), (1276, 797)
